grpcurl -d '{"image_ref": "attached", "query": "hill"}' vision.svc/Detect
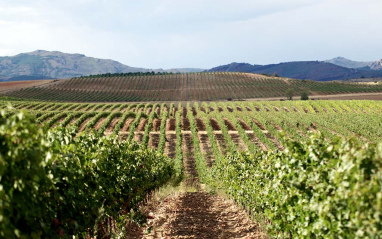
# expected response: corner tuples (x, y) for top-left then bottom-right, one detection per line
(0, 50), (205, 81)
(209, 61), (382, 81)
(325, 57), (382, 70)
(324, 57), (372, 69)
(2, 72), (382, 102)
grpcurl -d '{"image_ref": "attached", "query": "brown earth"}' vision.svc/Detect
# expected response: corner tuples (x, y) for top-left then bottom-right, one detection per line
(141, 192), (263, 239)
(0, 79), (54, 93)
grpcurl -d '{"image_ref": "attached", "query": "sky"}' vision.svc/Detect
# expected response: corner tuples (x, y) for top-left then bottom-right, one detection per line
(0, 0), (382, 69)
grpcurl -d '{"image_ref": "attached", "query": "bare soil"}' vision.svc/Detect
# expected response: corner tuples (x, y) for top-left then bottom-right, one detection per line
(164, 133), (177, 158)
(78, 118), (92, 132)
(196, 118), (206, 131)
(0, 79), (54, 93)
(142, 192), (262, 239)
(252, 119), (266, 131)
(166, 119), (176, 131)
(198, 133), (214, 167)
(134, 133), (144, 143)
(105, 117), (120, 133)
(223, 118), (236, 131)
(215, 133), (228, 155)
(181, 118), (191, 131)
(94, 117), (107, 130)
(153, 119), (162, 131)
(182, 133), (199, 187)
(148, 133), (160, 149)
(210, 118), (221, 130)
(137, 119), (148, 131)
(192, 107), (197, 116)
(155, 107), (161, 115)
(239, 119), (252, 130)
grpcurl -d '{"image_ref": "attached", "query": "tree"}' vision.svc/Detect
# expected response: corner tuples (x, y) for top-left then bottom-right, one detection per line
(301, 92), (309, 100)
(273, 72), (279, 77)
(285, 88), (294, 100)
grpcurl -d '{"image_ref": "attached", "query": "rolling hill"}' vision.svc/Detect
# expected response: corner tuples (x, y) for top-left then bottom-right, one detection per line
(2, 72), (382, 102)
(209, 61), (382, 81)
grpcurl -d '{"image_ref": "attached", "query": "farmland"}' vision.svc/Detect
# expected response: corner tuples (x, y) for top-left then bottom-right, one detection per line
(1, 92), (382, 237)
(3, 100), (382, 152)
(3, 72), (382, 102)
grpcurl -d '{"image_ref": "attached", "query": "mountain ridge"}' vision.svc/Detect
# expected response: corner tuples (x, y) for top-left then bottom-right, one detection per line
(0, 50), (206, 81)
(1, 50), (382, 82)
(209, 61), (382, 81)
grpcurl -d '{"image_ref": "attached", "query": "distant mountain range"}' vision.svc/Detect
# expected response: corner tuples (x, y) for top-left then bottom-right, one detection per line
(0, 50), (382, 82)
(324, 57), (382, 70)
(0, 50), (205, 81)
(209, 57), (382, 81)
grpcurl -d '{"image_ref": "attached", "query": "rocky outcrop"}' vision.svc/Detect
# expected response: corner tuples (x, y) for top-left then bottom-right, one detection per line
(369, 59), (382, 70)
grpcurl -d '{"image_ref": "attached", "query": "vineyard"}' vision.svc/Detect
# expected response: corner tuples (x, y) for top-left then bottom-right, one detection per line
(1, 99), (382, 238)
(2, 100), (382, 153)
(3, 72), (382, 102)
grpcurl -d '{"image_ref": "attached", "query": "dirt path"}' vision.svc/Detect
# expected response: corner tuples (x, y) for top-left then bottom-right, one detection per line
(143, 192), (263, 239)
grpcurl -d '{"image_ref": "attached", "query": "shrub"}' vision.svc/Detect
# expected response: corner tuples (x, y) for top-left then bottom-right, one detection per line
(213, 133), (382, 238)
(301, 91), (309, 100)
(0, 110), (174, 238)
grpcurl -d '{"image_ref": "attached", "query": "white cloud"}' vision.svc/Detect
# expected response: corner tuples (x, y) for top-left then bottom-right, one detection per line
(0, 0), (381, 68)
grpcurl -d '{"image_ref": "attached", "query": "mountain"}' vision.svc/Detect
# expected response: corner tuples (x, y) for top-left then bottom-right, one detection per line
(0, 50), (149, 81)
(0, 50), (205, 82)
(369, 59), (382, 70)
(209, 61), (382, 81)
(324, 56), (382, 71)
(324, 57), (372, 69)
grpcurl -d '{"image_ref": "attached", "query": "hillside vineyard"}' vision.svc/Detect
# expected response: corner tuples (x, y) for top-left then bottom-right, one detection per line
(3, 100), (381, 158)
(4, 72), (382, 102)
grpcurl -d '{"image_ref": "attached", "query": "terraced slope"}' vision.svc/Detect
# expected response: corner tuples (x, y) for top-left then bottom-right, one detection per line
(3, 72), (382, 102)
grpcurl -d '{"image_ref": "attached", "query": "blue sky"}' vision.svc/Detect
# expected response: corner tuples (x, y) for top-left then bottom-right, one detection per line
(0, 0), (381, 69)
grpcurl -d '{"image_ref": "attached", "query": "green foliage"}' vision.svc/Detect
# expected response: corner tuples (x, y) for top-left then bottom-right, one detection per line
(285, 88), (294, 100)
(212, 133), (382, 238)
(0, 110), (175, 238)
(301, 91), (309, 100)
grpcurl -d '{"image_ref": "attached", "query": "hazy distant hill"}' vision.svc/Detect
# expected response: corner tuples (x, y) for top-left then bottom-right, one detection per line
(369, 59), (382, 70)
(209, 61), (382, 81)
(325, 57), (382, 70)
(324, 57), (372, 69)
(0, 50), (150, 81)
(0, 50), (205, 82)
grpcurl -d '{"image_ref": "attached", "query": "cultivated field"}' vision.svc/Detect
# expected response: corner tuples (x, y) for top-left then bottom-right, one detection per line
(0, 79), (54, 93)
(1, 94), (382, 237)
(2, 72), (382, 102)
(3, 100), (381, 160)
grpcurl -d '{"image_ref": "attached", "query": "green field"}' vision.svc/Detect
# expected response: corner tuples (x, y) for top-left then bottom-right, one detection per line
(1, 96), (382, 238)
